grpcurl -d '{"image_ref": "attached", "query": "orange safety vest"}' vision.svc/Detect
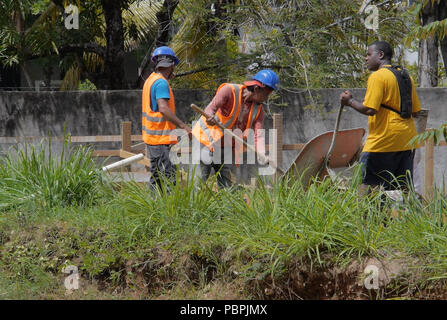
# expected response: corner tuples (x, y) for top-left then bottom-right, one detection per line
(142, 73), (177, 145)
(192, 83), (262, 151)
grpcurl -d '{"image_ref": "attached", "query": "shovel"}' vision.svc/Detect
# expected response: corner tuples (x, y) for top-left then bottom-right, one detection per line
(317, 104), (344, 179)
(191, 104), (285, 175)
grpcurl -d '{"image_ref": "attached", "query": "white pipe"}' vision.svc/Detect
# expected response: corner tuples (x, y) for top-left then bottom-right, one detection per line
(102, 153), (144, 172)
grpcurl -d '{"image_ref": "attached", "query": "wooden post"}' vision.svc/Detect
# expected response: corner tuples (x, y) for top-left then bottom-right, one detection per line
(424, 137), (434, 200)
(121, 121), (132, 172)
(250, 177), (257, 188)
(121, 121), (132, 152)
(272, 113), (283, 181)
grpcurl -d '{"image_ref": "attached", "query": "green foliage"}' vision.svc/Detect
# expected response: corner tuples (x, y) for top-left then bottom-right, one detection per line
(409, 123), (447, 146)
(117, 171), (224, 244)
(170, 0), (412, 89)
(1, 159), (447, 298)
(405, 0), (447, 43)
(0, 137), (105, 212)
(0, 0), (160, 88)
(78, 78), (97, 91)
(0, 0), (424, 90)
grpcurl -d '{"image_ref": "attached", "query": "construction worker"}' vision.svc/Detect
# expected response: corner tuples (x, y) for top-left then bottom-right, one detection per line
(142, 46), (192, 188)
(340, 41), (421, 195)
(191, 69), (279, 188)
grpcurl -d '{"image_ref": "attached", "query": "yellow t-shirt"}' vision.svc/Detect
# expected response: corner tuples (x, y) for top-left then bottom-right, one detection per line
(362, 65), (421, 152)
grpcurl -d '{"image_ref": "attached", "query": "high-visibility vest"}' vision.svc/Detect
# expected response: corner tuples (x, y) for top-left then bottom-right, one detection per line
(192, 83), (262, 151)
(142, 73), (177, 145)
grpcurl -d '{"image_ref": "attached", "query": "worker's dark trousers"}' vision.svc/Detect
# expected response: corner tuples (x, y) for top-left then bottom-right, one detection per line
(198, 145), (233, 189)
(200, 161), (232, 189)
(146, 144), (177, 189)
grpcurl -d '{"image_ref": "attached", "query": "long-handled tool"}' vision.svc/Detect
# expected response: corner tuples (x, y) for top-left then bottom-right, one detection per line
(317, 104), (344, 179)
(191, 104), (285, 175)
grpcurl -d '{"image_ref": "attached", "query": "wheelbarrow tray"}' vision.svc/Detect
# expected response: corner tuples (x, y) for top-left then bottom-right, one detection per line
(285, 128), (366, 186)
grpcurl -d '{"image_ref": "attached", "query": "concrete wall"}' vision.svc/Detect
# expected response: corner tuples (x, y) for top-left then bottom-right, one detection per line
(1, 88), (446, 187)
(0, 90), (212, 137)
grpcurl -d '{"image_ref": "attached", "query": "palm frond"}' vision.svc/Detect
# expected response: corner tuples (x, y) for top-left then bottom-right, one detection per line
(123, 0), (162, 51)
(170, 0), (230, 88)
(60, 63), (80, 91)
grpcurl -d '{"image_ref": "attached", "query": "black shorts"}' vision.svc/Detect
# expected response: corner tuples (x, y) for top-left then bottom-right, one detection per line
(359, 150), (415, 190)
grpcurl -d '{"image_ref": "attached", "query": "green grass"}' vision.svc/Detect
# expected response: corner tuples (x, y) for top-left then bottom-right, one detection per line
(1, 140), (447, 299)
(0, 137), (106, 212)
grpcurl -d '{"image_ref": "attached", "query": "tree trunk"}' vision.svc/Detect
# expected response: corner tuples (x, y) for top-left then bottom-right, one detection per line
(438, 0), (447, 77)
(136, 0), (179, 88)
(101, 0), (125, 89)
(155, 0), (179, 46)
(418, 1), (439, 87)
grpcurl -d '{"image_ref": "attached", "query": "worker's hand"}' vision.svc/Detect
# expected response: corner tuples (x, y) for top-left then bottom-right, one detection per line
(340, 90), (353, 107)
(182, 124), (192, 139)
(205, 114), (217, 126)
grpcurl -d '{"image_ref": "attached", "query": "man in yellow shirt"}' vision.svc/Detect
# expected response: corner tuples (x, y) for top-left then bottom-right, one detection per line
(340, 41), (421, 194)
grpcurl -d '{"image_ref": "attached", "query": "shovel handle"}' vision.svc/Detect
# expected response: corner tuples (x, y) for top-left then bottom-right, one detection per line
(317, 104), (344, 178)
(190, 104), (226, 131)
(190, 104), (273, 165)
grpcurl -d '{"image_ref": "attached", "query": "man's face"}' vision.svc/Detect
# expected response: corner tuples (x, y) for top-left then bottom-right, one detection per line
(252, 86), (273, 103)
(365, 45), (383, 71)
(167, 65), (175, 80)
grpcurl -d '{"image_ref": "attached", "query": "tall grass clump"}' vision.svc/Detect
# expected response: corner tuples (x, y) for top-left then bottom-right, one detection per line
(215, 166), (392, 277)
(0, 137), (105, 212)
(385, 185), (447, 280)
(116, 170), (228, 245)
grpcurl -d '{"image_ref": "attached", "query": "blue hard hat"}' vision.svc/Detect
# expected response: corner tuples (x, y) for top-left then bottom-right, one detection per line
(151, 46), (179, 66)
(251, 69), (279, 91)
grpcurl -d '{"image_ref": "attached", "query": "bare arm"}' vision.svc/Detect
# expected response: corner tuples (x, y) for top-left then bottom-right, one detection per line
(158, 98), (192, 133)
(203, 85), (232, 126)
(253, 110), (266, 162)
(348, 99), (377, 116)
(340, 90), (377, 116)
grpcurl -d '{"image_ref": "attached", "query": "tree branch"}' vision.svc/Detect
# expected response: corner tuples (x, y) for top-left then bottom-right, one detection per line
(137, 0), (179, 85)
(51, 0), (65, 14)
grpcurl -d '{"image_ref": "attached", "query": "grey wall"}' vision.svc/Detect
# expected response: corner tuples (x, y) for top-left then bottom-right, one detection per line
(0, 89), (212, 137)
(1, 88), (446, 187)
